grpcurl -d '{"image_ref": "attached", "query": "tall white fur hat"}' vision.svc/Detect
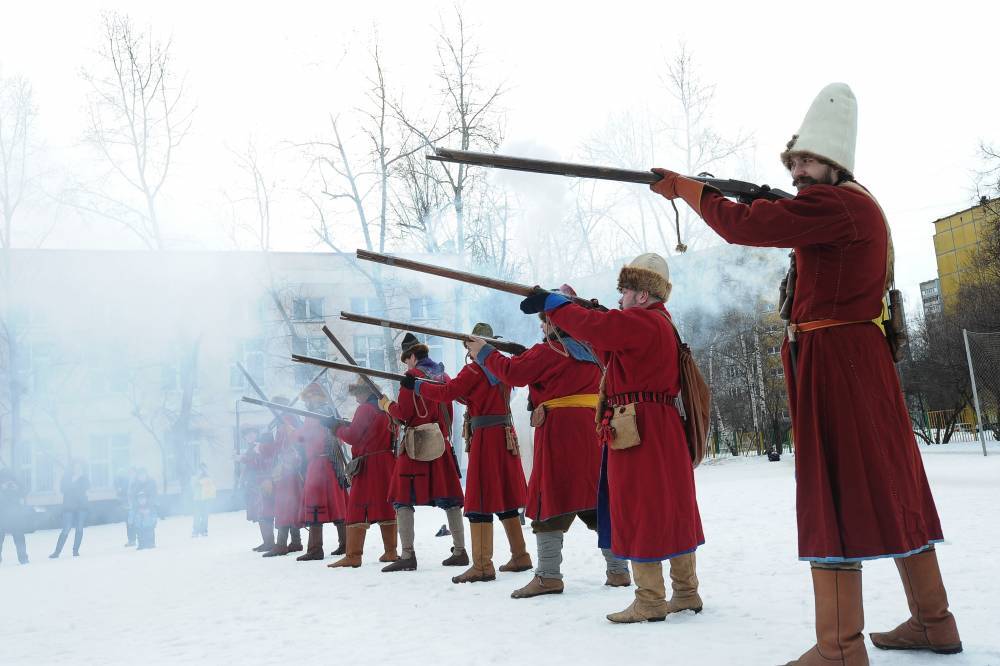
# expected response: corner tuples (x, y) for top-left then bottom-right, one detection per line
(780, 82), (858, 174)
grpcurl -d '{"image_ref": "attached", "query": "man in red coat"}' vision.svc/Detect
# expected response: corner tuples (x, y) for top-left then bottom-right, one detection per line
(328, 378), (399, 568)
(378, 333), (467, 572)
(515, 270), (704, 623)
(466, 291), (632, 600)
(294, 383), (348, 561)
(262, 400), (304, 557)
(238, 428), (276, 552)
(407, 322), (530, 584)
(651, 83), (962, 663)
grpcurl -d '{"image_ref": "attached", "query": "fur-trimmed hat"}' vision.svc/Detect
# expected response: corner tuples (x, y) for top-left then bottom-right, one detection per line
(347, 376), (375, 399)
(300, 382), (328, 404)
(617, 253), (672, 302)
(471, 322), (494, 338)
(780, 82), (857, 174)
(400, 332), (429, 362)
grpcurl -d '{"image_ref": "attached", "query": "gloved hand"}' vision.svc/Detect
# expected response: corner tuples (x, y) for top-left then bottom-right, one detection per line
(520, 287), (571, 315)
(377, 396), (393, 413)
(399, 374), (417, 391)
(649, 168), (706, 215)
(519, 286), (550, 314)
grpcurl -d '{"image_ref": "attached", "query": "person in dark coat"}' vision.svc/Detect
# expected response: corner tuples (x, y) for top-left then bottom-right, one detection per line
(133, 492), (158, 550)
(126, 468), (157, 547)
(50, 460), (89, 558)
(0, 466), (31, 565)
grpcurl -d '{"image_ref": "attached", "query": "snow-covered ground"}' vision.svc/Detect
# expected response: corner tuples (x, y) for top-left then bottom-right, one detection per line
(3, 442), (998, 666)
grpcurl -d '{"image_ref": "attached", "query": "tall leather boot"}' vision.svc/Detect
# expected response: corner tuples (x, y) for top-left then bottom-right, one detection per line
(328, 523), (367, 568)
(783, 568), (868, 665)
(263, 526), (290, 557)
(382, 507), (417, 572)
(498, 516), (532, 573)
(453, 522), (496, 583)
(869, 549), (962, 654)
(378, 521), (399, 562)
(297, 524), (325, 561)
(330, 522), (347, 556)
(287, 528), (303, 553)
(667, 552), (703, 613)
(607, 562), (668, 623)
(441, 507), (469, 566)
(253, 518), (275, 552)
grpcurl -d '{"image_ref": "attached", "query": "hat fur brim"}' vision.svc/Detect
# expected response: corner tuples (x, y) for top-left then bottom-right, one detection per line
(618, 266), (671, 302)
(400, 343), (429, 362)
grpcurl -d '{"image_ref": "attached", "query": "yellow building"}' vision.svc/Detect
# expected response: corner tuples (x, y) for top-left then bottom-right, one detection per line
(932, 196), (999, 308)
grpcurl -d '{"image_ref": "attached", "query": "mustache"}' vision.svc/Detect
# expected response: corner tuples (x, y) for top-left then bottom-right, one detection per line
(793, 175), (819, 188)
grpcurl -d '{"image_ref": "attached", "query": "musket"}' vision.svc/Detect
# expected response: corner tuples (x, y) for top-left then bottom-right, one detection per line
(320, 325), (385, 398)
(427, 147), (795, 203)
(356, 249), (606, 310)
(241, 397), (350, 430)
(237, 362), (301, 427)
(340, 311), (528, 356)
(291, 355), (444, 385)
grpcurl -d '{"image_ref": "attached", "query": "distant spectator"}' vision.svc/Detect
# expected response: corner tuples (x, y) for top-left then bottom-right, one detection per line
(133, 492), (158, 550)
(191, 464), (216, 537)
(126, 468), (157, 547)
(120, 467), (138, 547)
(0, 466), (31, 565)
(50, 460), (89, 559)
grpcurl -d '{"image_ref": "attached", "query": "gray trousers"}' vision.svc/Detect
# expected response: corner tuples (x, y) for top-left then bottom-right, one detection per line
(534, 531), (629, 580)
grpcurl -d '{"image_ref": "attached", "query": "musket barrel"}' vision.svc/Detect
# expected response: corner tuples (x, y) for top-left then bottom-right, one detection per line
(320, 325), (384, 397)
(428, 147), (794, 201)
(356, 249), (533, 297)
(291, 354), (444, 384)
(339, 311), (526, 356)
(241, 396), (349, 429)
(355, 249), (605, 310)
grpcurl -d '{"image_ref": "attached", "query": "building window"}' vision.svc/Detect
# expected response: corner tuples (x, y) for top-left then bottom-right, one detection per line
(230, 338), (266, 389)
(354, 334), (387, 371)
(88, 434), (130, 491)
(416, 333), (444, 361)
(409, 297), (441, 320)
(292, 297), (324, 321)
(349, 296), (384, 316)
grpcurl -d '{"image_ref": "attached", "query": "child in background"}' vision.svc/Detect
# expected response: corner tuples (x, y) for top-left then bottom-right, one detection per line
(134, 492), (158, 550)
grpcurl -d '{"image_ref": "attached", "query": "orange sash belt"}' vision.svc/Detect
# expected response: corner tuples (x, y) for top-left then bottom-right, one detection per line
(787, 319), (872, 342)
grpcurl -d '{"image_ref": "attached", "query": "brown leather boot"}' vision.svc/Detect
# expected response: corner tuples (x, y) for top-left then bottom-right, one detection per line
(262, 526), (290, 557)
(605, 571), (632, 587)
(453, 522), (497, 583)
(330, 522), (347, 556)
(511, 575), (564, 598)
(328, 524), (367, 568)
(783, 568), (868, 665)
(869, 549), (962, 654)
(297, 525), (325, 561)
(498, 516), (532, 572)
(287, 528), (303, 553)
(607, 562), (668, 623)
(381, 553), (417, 572)
(378, 522), (399, 563)
(441, 546), (470, 567)
(667, 552), (703, 614)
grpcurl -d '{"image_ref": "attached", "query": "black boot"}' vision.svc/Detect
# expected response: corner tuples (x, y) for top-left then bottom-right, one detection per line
(330, 522), (347, 556)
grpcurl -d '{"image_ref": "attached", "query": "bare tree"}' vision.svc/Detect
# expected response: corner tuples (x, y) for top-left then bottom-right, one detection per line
(75, 12), (193, 250)
(225, 139), (276, 252)
(0, 72), (39, 469)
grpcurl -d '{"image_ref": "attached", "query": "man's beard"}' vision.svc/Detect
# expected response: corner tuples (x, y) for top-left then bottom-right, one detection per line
(793, 175), (820, 190)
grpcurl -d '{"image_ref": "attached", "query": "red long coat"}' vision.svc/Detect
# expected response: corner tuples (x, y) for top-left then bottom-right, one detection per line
(481, 340), (602, 522)
(699, 183), (943, 561)
(384, 362), (464, 508)
(335, 398), (396, 524)
(267, 420), (303, 529)
(239, 443), (275, 522)
(416, 363), (528, 515)
(297, 418), (348, 525)
(546, 305), (704, 561)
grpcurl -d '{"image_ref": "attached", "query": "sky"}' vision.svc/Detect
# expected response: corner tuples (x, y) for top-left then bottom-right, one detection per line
(2, 0), (997, 306)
